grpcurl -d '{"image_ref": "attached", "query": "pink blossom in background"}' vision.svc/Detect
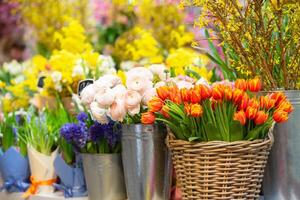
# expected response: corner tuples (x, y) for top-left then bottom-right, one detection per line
(92, 0), (112, 26)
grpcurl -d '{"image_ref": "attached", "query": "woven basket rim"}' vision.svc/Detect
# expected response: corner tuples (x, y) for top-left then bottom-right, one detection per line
(167, 123), (274, 148)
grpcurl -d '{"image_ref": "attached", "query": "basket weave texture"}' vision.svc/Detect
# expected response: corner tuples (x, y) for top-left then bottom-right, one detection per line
(167, 129), (274, 200)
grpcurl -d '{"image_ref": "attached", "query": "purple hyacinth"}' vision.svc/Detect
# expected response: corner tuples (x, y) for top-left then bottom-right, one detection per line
(60, 122), (88, 148)
(89, 121), (105, 142)
(103, 121), (121, 147)
(76, 112), (89, 123)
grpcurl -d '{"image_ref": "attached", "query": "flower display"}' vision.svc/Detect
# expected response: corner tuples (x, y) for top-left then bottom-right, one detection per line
(60, 112), (121, 153)
(142, 78), (293, 141)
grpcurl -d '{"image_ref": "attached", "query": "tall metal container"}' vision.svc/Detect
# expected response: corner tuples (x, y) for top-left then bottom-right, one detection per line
(81, 153), (126, 200)
(121, 124), (172, 200)
(263, 90), (300, 200)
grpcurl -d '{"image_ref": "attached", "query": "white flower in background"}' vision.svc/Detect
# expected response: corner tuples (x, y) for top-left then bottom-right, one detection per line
(126, 67), (153, 95)
(176, 80), (194, 89)
(80, 84), (97, 106)
(120, 61), (140, 71)
(142, 87), (156, 105)
(90, 102), (109, 124)
(72, 59), (85, 77)
(149, 64), (169, 81)
(3, 60), (24, 75)
(196, 78), (210, 86)
(112, 84), (127, 100)
(97, 55), (116, 74)
(51, 71), (62, 83)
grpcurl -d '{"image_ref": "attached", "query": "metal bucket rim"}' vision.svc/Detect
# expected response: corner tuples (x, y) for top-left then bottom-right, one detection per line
(81, 153), (121, 158)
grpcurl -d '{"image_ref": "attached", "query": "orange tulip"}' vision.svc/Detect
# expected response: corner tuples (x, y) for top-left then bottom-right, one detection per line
(247, 77), (262, 92)
(190, 104), (203, 117)
(156, 86), (169, 101)
(224, 87), (233, 101)
(180, 88), (190, 103)
(235, 79), (247, 91)
(254, 111), (269, 125)
(278, 101), (293, 113)
(148, 97), (163, 112)
(247, 98), (260, 109)
(239, 93), (249, 110)
(212, 85), (223, 100)
(169, 93), (182, 104)
(273, 109), (288, 123)
(160, 105), (170, 118)
(199, 84), (212, 100)
(233, 110), (247, 125)
(232, 89), (244, 105)
(190, 88), (201, 103)
(270, 92), (287, 107)
(260, 96), (275, 110)
(246, 106), (258, 119)
(141, 112), (156, 124)
(184, 103), (192, 115)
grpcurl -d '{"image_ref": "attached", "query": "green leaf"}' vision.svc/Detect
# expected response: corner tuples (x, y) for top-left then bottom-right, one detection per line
(229, 121), (244, 142)
(205, 122), (223, 141)
(188, 137), (201, 142)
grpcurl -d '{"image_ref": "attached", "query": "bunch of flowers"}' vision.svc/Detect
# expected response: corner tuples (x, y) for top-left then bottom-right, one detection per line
(60, 112), (121, 154)
(113, 26), (164, 65)
(15, 0), (91, 52)
(81, 66), (211, 125)
(182, 0), (300, 90)
(142, 78), (293, 141)
(33, 19), (116, 97)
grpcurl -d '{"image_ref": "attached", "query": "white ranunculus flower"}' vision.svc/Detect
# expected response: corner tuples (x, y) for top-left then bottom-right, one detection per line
(72, 60), (85, 77)
(112, 84), (127, 100)
(95, 88), (115, 108)
(51, 71), (62, 83)
(90, 102), (109, 124)
(80, 84), (96, 106)
(95, 74), (121, 90)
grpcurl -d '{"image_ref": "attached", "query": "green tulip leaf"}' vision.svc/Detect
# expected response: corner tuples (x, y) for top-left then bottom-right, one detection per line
(229, 121), (244, 141)
(205, 122), (223, 141)
(188, 136), (201, 142)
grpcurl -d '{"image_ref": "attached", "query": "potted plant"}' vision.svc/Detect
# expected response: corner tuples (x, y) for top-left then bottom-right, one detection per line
(180, 1), (300, 199)
(80, 68), (179, 200)
(0, 112), (29, 193)
(20, 106), (69, 198)
(59, 111), (126, 200)
(141, 78), (293, 199)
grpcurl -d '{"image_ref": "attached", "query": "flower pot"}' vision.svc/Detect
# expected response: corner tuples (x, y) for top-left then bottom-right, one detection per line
(0, 147), (30, 192)
(167, 128), (274, 200)
(121, 124), (172, 200)
(54, 155), (87, 198)
(81, 153), (126, 200)
(263, 90), (300, 200)
(25, 146), (58, 196)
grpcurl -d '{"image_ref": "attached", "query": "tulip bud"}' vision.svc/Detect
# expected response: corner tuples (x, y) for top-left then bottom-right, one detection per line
(148, 96), (163, 112)
(235, 79), (247, 91)
(277, 101), (293, 114)
(246, 106), (258, 119)
(273, 109), (288, 123)
(184, 103), (192, 115)
(212, 85), (223, 100)
(254, 111), (269, 125)
(247, 98), (260, 109)
(141, 112), (156, 124)
(180, 88), (190, 103)
(199, 84), (212, 100)
(270, 92), (287, 107)
(232, 89), (244, 105)
(160, 105), (170, 118)
(233, 110), (247, 125)
(190, 104), (203, 117)
(156, 86), (169, 100)
(224, 87), (233, 101)
(247, 77), (262, 92)
(190, 88), (201, 104)
(239, 93), (249, 110)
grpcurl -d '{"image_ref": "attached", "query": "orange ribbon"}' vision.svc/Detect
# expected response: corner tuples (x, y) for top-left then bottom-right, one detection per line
(23, 176), (57, 198)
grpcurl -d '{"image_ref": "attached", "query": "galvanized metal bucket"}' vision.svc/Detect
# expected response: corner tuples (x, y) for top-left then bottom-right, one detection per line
(81, 153), (126, 200)
(263, 90), (300, 200)
(121, 124), (172, 200)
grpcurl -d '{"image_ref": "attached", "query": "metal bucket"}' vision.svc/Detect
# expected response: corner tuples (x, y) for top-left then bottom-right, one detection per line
(121, 124), (172, 200)
(263, 90), (300, 200)
(81, 153), (126, 200)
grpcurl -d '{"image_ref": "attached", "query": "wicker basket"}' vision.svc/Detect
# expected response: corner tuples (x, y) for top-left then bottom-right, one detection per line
(166, 127), (274, 200)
